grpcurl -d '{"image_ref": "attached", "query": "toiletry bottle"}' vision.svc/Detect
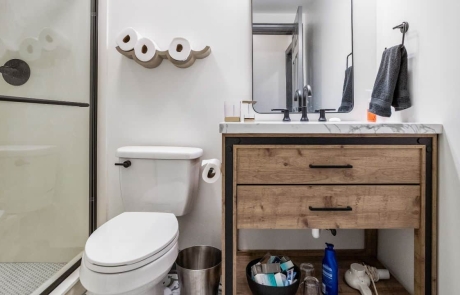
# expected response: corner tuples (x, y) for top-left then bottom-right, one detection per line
(322, 243), (338, 295)
(367, 98), (376, 122)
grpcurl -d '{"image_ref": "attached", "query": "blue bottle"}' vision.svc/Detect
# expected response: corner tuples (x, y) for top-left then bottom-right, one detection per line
(322, 243), (338, 295)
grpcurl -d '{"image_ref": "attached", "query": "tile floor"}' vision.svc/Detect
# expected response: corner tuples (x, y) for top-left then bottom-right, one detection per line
(0, 262), (65, 295)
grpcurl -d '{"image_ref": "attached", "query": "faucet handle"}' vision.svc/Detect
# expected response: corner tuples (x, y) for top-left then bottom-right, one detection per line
(315, 109), (336, 122)
(272, 109), (291, 122)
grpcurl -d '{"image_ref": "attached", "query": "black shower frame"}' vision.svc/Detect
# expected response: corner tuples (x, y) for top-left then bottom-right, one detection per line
(223, 136), (434, 295)
(0, 0), (98, 293)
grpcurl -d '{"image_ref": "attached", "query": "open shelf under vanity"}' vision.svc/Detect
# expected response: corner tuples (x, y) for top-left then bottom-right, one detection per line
(236, 250), (409, 295)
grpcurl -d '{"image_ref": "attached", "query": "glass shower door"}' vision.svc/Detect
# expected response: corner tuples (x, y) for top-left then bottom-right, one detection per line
(0, 0), (94, 294)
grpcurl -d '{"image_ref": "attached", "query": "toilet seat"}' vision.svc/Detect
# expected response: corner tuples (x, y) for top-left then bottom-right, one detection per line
(84, 212), (179, 274)
(84, 232), (178, 273)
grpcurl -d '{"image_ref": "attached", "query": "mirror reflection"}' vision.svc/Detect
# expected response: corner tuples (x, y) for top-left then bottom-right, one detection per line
(252, 0), (354, 114)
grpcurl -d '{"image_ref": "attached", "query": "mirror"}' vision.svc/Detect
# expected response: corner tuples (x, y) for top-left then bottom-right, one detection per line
(252, 0), (354, 114)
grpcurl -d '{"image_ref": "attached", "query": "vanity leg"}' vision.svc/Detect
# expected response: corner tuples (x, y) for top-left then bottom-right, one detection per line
(415, 136), (437, 295)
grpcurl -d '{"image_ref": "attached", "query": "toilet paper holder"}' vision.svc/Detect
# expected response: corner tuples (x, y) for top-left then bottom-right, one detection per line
(0, 59), (30, 86)
(117, 45), (211, 69)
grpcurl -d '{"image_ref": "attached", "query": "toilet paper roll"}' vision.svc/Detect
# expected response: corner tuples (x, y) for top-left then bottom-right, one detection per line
(39, 27), (69, 51)
(168, 37), (191, 61)
(116, 27), (140, 52)
(202, 159), (222, 184)
(134, 37), (160, 62)
(19, 38), (42, 61)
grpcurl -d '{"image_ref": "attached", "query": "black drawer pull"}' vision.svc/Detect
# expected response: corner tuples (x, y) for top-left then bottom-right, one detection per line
(309, 164), (353, 169)
(309, 206), (353, 212)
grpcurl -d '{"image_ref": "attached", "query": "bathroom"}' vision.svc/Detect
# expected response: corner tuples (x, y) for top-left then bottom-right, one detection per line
(0, 0), (458, 294)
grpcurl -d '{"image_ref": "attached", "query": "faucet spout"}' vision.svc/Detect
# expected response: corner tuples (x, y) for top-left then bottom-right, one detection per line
(301, 85), (312, 122)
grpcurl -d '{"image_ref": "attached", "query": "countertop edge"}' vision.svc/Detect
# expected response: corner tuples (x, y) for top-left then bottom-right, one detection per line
(219, 122), (443, 134)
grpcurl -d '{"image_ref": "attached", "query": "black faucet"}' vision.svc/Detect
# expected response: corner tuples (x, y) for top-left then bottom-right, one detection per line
(272, 109), (291, 122)
(301, 85), (312, 122)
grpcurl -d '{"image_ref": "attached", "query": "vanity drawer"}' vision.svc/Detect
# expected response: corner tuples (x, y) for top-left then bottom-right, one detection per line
(236, 146), (422, 184)
(236, 185), (421, 229)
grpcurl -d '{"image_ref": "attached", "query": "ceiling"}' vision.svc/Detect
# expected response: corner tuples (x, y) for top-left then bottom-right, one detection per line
(252, 0), (313, 13)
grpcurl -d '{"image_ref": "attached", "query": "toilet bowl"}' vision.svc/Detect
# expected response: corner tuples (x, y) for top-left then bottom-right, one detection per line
(80, 212), (179, 295)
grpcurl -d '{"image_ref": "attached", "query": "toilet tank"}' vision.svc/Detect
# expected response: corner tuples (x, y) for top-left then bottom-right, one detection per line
(116, 146), (203, 216)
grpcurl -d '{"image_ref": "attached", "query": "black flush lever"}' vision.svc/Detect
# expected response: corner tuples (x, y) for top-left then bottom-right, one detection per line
(115, 160), (131, 168)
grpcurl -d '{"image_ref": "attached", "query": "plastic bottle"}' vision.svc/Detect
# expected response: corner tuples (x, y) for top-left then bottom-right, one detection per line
(322, 243), (338, 295)
(367, 96), (377, 122)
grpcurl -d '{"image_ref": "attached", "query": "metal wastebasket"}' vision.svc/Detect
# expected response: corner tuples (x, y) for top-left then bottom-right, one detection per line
(176, 246), (222, 295)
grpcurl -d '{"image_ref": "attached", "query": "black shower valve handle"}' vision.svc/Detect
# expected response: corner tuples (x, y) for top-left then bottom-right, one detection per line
(271, 109), (291, 122)
(0, 59), (31, 86)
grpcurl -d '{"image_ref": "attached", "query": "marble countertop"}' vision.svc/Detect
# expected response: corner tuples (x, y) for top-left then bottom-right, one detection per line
(219, 121), (443, 134)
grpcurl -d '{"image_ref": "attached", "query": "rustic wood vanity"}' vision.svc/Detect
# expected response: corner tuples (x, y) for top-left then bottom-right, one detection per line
(220, 122), (442, 295)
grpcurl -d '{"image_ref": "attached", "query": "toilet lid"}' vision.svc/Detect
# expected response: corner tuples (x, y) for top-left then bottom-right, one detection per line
(85, 212), (179, 267)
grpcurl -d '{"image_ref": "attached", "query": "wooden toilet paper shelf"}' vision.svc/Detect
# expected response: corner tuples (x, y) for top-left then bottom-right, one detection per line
(116, 46), (211, 69)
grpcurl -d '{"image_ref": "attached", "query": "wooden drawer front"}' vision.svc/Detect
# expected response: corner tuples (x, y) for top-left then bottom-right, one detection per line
(237, 185), (421, 229)
(236, 146), (421, 184)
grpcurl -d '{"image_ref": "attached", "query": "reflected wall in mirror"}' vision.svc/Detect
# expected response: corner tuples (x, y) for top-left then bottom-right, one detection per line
(252, 0), (354, 114)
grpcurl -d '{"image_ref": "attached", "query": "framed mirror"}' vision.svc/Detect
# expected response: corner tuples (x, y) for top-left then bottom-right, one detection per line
(252, 0), (354, 114)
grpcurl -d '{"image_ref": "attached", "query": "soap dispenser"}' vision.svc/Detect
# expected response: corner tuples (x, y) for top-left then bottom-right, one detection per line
(322, 243), (338, 295)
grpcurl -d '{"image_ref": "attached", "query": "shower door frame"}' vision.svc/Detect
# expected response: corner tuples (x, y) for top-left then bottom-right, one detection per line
(0, 0), (98, 293)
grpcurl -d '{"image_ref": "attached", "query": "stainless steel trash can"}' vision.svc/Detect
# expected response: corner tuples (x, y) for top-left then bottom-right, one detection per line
(176, 246), (222, 295)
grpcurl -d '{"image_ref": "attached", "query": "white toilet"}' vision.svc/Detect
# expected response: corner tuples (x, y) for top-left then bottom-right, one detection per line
(80, 146), (203, 295)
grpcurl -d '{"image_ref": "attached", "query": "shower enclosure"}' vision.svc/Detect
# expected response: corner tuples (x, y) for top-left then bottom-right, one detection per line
(0, 0), (97, 294)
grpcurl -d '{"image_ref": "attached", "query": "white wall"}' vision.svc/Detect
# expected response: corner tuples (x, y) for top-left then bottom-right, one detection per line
(374, 1), (460, 294)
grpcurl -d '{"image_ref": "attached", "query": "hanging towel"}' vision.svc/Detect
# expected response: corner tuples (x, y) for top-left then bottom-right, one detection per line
(339, 66), (353, 112)
(369, 45), (411, 117)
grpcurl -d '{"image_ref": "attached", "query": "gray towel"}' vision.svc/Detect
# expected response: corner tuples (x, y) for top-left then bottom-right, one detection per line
(339, 66), (353, 112)
(369, 45), (411, 117)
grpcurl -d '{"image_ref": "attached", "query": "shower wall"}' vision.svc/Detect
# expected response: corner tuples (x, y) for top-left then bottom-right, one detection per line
(0, 0), (90, 265)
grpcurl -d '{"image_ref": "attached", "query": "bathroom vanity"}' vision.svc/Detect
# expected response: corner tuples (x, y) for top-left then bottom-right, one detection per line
(220, 122), (442, 295)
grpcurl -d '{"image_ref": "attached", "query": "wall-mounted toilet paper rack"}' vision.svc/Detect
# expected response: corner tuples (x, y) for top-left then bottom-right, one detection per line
(115, 28), (211, 69)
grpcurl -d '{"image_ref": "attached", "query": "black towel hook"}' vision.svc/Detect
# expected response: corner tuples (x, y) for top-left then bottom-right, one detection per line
(346, 53), (352, 69)
(393, 22), (409, 46)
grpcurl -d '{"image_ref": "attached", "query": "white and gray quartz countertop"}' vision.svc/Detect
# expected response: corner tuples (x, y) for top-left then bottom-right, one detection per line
(219, 122), (443, 134)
